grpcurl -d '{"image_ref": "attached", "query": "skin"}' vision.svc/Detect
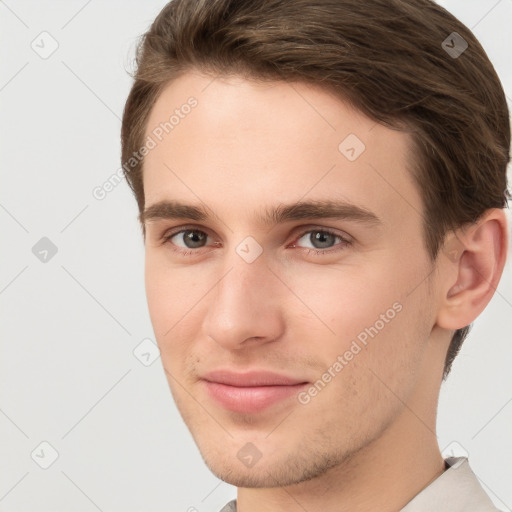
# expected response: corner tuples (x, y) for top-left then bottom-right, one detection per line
(140, 70), (508, 512)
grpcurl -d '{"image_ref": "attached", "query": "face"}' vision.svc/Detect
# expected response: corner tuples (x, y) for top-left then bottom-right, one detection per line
(141, 71), (439, 487)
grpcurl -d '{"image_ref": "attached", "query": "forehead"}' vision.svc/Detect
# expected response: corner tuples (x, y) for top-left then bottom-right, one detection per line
(141, 71), (421, 230)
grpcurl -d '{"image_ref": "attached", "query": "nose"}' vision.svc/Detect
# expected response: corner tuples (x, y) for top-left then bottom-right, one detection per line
(202, 249), (285, 351)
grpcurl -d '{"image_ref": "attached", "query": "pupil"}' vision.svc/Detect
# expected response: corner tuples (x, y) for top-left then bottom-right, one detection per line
(311, 231), (334, 249)
(185, 230), (206, 248)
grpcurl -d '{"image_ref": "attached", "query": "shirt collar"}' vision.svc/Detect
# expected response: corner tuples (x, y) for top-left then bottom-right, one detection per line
(400, 456), (500, 511)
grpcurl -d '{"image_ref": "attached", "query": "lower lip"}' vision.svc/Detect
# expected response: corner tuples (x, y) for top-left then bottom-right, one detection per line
(203, 381), (308, 414)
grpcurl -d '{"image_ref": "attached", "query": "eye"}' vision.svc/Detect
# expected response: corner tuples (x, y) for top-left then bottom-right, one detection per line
(161, 226), (352, 258)
(165, 228), (210, 250)
(293, 228), (352, 254)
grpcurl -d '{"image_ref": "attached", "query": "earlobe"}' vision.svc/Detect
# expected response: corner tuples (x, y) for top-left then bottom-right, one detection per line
(436, 209), (508, 330)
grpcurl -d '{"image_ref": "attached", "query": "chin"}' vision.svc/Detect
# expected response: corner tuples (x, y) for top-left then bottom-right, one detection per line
(196, 438), (347, 489)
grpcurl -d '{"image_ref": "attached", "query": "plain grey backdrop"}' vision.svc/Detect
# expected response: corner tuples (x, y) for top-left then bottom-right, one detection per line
(1, 0), (511, 511)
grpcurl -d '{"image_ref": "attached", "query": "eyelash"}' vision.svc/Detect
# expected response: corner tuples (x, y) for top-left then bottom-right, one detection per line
(161, 225), (352, 257)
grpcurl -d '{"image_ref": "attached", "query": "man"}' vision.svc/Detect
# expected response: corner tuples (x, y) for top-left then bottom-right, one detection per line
(121, 0), (510, 510)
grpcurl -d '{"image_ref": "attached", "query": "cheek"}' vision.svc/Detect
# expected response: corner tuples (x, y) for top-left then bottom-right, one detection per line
(145, 251), (199, 327)
(144, 255), (199, 353)
(144, 256), (171, 336)
(283, 255), (432, 386)
(282, 259), (404, 347)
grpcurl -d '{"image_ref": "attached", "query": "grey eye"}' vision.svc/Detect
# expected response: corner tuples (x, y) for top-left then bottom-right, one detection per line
(297, 230), (339, 249)
(173, 229), (208, 249)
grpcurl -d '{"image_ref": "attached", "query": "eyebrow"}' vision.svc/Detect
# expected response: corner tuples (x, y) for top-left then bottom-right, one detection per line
(139, 199), (381, 228)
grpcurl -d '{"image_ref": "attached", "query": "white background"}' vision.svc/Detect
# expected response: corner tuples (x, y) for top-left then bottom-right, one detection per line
(0, 1), (511, 511)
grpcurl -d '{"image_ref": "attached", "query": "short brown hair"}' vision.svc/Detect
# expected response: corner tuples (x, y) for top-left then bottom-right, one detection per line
(121, 0), (510, 379)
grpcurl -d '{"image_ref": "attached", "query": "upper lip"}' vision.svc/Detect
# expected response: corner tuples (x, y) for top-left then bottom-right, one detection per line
(202, 370), (308, 387)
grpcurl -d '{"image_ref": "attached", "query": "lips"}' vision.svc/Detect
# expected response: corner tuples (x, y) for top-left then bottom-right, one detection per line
(201, 370), (309, 414)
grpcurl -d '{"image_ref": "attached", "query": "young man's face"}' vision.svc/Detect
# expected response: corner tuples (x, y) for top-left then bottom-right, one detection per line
(141, 71), (448, 487)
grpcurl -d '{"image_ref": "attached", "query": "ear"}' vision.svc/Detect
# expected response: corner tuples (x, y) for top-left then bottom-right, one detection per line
(435, 209), (509, 330)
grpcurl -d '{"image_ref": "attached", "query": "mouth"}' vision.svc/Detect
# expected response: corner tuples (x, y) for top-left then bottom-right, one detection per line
(201, 370), (309, 414)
